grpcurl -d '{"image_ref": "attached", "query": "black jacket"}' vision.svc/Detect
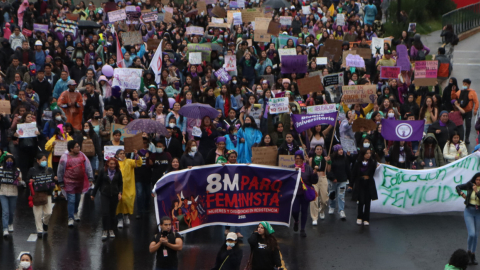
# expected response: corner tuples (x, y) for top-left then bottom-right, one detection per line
(31, 78), (52, 107)
(69, 64), (88, 84)
(164, 136), (183, 159)
(194, 128), (220, 160)
(248, 233), (281, 270)
(427, 120), (457, 150)
(385, 145), (416, 168)
(14, 49), (35, 65)
(92, 168), (123, 197)
(26, 164), (55, 193)
(179, 152), (205, 169)
(277, 140), (300, 156)
(351, 159), (378, 202)
(327, 155), (351, 182)
(456, 181), (480, 206)
(210, 246), (243, 270)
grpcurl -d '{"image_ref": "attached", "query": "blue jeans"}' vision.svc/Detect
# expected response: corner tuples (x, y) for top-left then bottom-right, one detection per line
(67, 193), (81, 219)
(465, 206), (480, 252)
(135, 182), (150, 214)
(0, 195), (17, 229)
(89, 156), (98, 171)
(328, 181), (346, 211)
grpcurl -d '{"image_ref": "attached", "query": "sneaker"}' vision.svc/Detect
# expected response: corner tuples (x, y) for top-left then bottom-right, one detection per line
(300, 230), (306, 237)
(74, 213), (80, 221)
(124, 216), (130, 225)
(328, 207), (335, 215)
(363, 221), (369, 226)
(319, 212), (325, 220)
(109, 230), (115, 238)
(8, 224), (13, 232)
(102, 231), (108, 241)
(339, 211), (346, 219)
(117, 219), (124, 228)
(356, 219), (362, 225)
(68, 218), (74, 227)
(293, 222), (299, 232)
(3, 229), (8, 237)
(312, 220), (318, 226)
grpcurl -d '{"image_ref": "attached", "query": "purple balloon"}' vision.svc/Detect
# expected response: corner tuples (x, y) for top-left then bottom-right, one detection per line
(102, 65), (114, 77)
(168, 98), (176, 109)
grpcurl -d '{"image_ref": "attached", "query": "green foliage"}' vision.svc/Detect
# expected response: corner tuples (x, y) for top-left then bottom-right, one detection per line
(387, 0), (456, 24)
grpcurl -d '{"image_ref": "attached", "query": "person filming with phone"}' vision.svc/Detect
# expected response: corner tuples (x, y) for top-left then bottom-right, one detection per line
(149, 216), (183, 270)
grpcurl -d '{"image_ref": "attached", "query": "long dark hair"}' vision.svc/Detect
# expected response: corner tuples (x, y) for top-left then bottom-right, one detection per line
(82, 122), (95, 139)
(447, 131), (461, 148)
(389, 141), (410, 162)
(419, 96), (434, 120)
(259, 134), (274, 146)
(262, 228), (279, 251)
(242, 116), (259, 130)
(356, 148), (372, 162)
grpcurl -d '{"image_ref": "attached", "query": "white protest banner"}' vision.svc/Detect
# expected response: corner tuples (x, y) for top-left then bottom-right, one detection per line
(268, 97), (289, 114)
(16, 122), (38, 138)
(108, 9), (126, 22)
(212, 17), (224, 24)
(279, 16), (292, 26)
(189, 52), (202, 65)
(316, 57), (328, 65)
(345, 54), (365, 68)
(278, 48), (296, 61)
(233, 12), (242, 25)
(224, 55), (236, 71)
(238, 0), (245, 8)
(307, 104), (337, 114)
(104, 146), (124, 160)
(186, 26), (204, 36)
(301, 6), (311, 14)
(371, 37), (384, 55)
(112, 68), (143, 90)
(371, 152), (480, 215)
(336, 14), (345, 26)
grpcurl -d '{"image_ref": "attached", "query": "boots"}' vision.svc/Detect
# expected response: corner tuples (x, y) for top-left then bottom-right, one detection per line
(469, 251), (478, 265)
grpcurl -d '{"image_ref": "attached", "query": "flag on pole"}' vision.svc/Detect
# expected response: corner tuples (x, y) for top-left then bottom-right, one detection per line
(381, 119), (425, 141)
(115, 31), (125, 68)
(149, 40), (163, 84)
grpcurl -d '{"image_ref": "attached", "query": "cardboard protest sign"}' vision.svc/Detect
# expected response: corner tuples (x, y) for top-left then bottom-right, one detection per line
(66, 13), (79, 21)
(224, 55), (236, 71)
(121, 31), (143, 46)
(251, 146), (278, 166)
(371, 37), (384, 55)
(208, 22), (232, 29)
(268, 97), (289, 114)
(241, 8), (263, 22)
(308, 70), (322, 78)
(380, 66), (401, 79)
(341, 85), (377, 104)
(319, 39), (343, 61)
(187, 43), (212, 62)
(323, 72), (344, 87)
(142, 11), (158, 22)
(346, 54), (365, 68)
(278, 48), (296, 61)
(262, 74), (275, 86)
(396, 45), (411, 71)
(108, 9), (126, 22)
(110, 123), (140, 141)
(307, 104), (337, 114)
(297, 75), (323, 95)
(124, 133), (144, 153)
(268, 21), (281, 36)
(279, 16), (292, 25)
(112, 68), (143, 89)
(54, 141), (68, 156)
(0, 100), (10, 114)
(254, 17), (271, 43)
(189, 52), (202, 65)
(227, 10), (241, 24)
(281, 55), (308, 74)
(186, 26), (204, 36)
(278, 155), (295, 168)
(355, 47), (372, 60)
(197, 1), (207, 14)
(147, 39), (161, 50)
(212, 6), (227, 18)
(414, 61), (438, 86)
(342, 50), (356, 67)
(126, 6), (141, 24)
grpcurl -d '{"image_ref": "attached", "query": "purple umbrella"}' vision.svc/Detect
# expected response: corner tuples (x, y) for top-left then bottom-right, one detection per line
(125, 119), (168, 135)
(178, 103), (219, 120)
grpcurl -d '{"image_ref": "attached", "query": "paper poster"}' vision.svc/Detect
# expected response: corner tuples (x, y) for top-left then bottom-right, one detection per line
(104, 146), (124, 160)
(323, 72), (344, 87)
(212, 17), (224, 24)
(340, 136), (356, 154)
(126, 6), (141, 24)
(112, 68), (143, 90)
(268, 97), (289, 114)
(301, 6), (310, 14)
(345, 54), (365, 68)
(414, 60), (438, 86)
(189, 52), (202, 65)
(121, 31), (143, 46)
(341, 85), (377, 104)
(307, 104), (337, 114)
(337, 14), (345, 26)
(16, 122), (38, 138)
(371, 37), (384, 55)
(238, 0), (245, 8)
(279, 16), (292, 26)
(278, 48), (296, 61)
(380, 66), (401, 79)
(142, 11), (158, 22)
(224, 55), (236, 71)
(233, 12), (242, 25)
(33, 24), (49, 34)
(186, 26), (204, 36)
(214, 68), (231, 84)
(396, 45), (411, 71)
(187, 43), (212, 62)
(192, 126), (202, 137)
(53, 141), (68, 156)
(316, 57), (328, 65)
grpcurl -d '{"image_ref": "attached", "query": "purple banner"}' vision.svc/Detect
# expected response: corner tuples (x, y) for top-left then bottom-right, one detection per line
(215, 68), (232, 84)
(33, 23), (49, 34)
(281, 55), (308, 74)
(153, 164), (300, 234)
(381, 119), (425, 141)
(291, 112), (337, 133)
(396, 45), (411, 71)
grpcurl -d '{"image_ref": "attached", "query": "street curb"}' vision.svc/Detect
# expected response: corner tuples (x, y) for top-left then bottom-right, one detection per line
(458, 26), (480, 42)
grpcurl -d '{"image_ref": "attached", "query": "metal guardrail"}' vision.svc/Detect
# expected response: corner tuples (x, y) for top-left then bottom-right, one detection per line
(442, 2), (480, 35)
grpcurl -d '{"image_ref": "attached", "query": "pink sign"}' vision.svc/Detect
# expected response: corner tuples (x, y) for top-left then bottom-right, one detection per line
(414, 61), (438, 78)
(380, 66), (401, 80)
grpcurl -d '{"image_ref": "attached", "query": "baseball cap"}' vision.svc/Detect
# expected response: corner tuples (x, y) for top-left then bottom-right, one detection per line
(226, 232), (237, 241)
(67, 80), (77, 86)
(385, 49), (392, 55)
(35, 40), (42, 46)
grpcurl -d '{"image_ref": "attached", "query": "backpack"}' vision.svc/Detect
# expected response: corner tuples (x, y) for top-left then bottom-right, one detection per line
(459, 90), (470, 108)
(415, 49), (426, 61)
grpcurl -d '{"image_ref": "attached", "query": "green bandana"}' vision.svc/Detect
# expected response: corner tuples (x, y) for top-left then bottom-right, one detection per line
(216, 156), (227, 164)
(314, 155), (323, 166)
(260, 221), (275, 234)
(50, 102), (58, 111)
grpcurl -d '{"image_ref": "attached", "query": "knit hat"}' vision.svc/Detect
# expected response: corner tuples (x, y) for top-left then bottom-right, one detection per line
(294, 150), (304, 159)
(333, 144), (343, 152)
(216, 136), (226, 143)
(260, 221), (275, 234)
(440, 110), (449, 117)
(282, 78), (291, 84)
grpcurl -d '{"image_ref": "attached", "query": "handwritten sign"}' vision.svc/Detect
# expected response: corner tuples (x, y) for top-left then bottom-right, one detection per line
(301, 6), (310, 14)
(0, 100), (10, 114)
(323, 72), (344, 87)
(112, 68), (143, 89)
(380, 66), (401, 79)
(341, 85), (377, 104)
(268, 97), (289, 114)
(233, 12), (242, 25)
(297, 75), (323, 95)
(187, 43), (212, 62)
(346, 54), (365, 68)
(124, 132), (143, 153)
(212, 17), (224, 24)
(307, 104), (337, 114)
(251, 146), (278, 166)
(16, 122), (38, 138)
(224, 55), (236, 71)
(126, 6), (141, 24)
(254, 17), (271, 42)
(268, 21), (281, 36)
(281, 55), (308, 74)
(54, 140), (68, 156)
(316, 57), (327, 65)
(278, 48), (296, 61)
(121, 31), (143, 46)
(110, 123), (140, 141)
(212, 6), (227, 18)
(356, 48), (372, 60)
(186, 26), (204, 36)
(278, 155), (295, 168)
(104, 146), (124, 160)
(371, 37), (384, 55)
(414, 60), (438, 86)
(215, 68), (232, 84)
(279, 16), (292, 25)
(142, 11), (158, 22)
(192, 126), (202, 137)
(337, 14), (345, 26)
(108, 9), (126, 22)
(319, 39), (343, 61)
(189, 52), (202, 65)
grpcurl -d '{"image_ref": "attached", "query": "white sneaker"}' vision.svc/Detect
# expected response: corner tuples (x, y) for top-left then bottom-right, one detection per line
(74, 213), (80, 221)
(364, 221), (370, 226)
(319, 212), (325, 220)
(3, 229), (8, 237)
(339, 211), (346, 219)
(312, 220), (318, 226)
(68, 218), (74, 227)
(124, 216), (130, 225)
(8, 224), (13, 232)
(328, 207), (335, 215)
(102, 231), (108, 240)
(109, 230), (115, 238)
(356, 219), (362, 225)
(117, 219), (124, 228)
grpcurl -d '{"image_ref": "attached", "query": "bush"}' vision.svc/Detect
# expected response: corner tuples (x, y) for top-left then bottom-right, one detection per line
(387, 0), (456, 24)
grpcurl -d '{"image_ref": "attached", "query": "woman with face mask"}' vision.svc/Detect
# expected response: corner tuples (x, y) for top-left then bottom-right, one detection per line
(17, 253), (33, 270)
(0, 155), (21, 237)
(351, 148), (378, 226)
(179, 140), (205, 169)
(27, 154), (55, 238)
(45, 124), (73, 181)
(211, 232), (243, 270)
(237, 116), (262, 163)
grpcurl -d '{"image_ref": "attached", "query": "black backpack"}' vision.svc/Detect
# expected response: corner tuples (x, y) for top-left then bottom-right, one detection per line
(415, 49), (426, 61)
(459, 90), (470, 108)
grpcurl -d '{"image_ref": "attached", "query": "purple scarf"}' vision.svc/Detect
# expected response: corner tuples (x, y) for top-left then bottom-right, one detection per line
(229, 134), (237, 147)
(108, 169), (115, 181)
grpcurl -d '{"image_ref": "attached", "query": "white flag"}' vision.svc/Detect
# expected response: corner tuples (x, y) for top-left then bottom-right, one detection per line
(149, 40), (163, 84)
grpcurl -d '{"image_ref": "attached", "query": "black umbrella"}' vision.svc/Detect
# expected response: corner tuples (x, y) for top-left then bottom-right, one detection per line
(263, 0), (290, 9)
(77, 20), (101, 29)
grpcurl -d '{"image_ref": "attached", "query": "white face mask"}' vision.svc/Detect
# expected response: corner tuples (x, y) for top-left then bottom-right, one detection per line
(232, 80), (237, 84)
(20, 261), (31, 269)
(363, 143), (370, 148)
(388, 113), (394, 118)
(399, 146), (404, 150)
(226, 242), (235, 247)
(156, 147), (163, 153)
(362, 161), (368, 166)
(55, 116), (62, 121)
(190, 146), (197, 153)
(462, 86), (468, 90)
(169, 123), (175, 128)
(84, 129), (89, 133)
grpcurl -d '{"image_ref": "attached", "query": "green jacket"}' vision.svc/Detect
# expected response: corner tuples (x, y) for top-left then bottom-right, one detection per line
(444, 264), (463, 270)
(416, 133), (446, 169)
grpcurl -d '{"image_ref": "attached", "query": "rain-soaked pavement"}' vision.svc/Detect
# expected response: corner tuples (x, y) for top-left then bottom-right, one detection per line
(0, 187), (478, 270)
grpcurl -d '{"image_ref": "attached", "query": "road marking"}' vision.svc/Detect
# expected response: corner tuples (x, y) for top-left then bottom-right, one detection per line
(27, 234), (38, 242)
(280, 251), (287, 270)
(454, 63), (480, 66)
(455, 50), (480, 52)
